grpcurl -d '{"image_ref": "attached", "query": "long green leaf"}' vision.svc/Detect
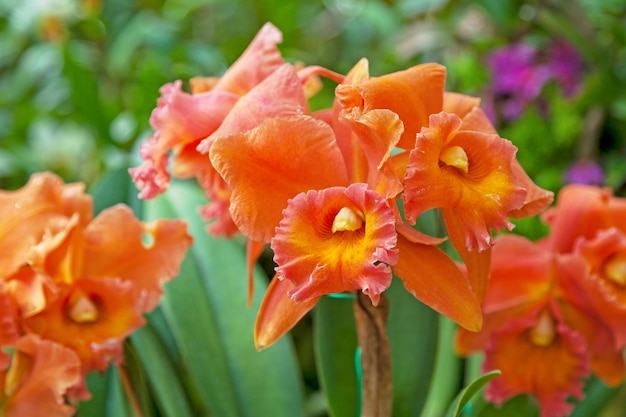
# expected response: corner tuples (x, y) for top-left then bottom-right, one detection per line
(130, 326), (195, 417)
(314, 295), (359, 417)
(420, 317), (464, 417)
(387, 277), (439, 417)
(144, 179), (305, 417)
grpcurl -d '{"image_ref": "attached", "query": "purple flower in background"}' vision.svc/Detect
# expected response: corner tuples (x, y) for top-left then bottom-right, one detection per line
(487, 43), (552, 121)
(484, 39), (585, 123)
(548, 40), (585, 97)
(563, 160), (605, 186)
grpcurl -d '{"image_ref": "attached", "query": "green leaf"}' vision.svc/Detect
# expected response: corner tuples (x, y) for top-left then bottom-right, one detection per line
(75, 369), (110, 417)
(106, 367), (140, 417)
(387, 277), (439, 417)
(90, 166), (143, 215)
(445, 370), (502, 417)
(314, 295), (359, 417)
(143, 179), (305, 417)
(130, 326), (195, 417)
(420, 317), (464, 417)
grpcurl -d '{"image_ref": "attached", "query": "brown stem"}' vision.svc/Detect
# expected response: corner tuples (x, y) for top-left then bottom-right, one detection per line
(353, 292), (392, 417)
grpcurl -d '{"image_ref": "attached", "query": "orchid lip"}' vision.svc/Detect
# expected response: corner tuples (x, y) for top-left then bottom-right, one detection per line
(603, 252), (626, 287)
(529, 309), (556, 347)
(331, 206), (365, 233)
(68, 294), (99, 324)
(439, 145), (469, 174)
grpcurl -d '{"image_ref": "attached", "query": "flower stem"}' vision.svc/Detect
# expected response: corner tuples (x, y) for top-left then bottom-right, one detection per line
(353, 292), (392, 417)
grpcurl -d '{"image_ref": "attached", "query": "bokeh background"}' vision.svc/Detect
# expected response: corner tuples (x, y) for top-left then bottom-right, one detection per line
(1, 0), (626, 416)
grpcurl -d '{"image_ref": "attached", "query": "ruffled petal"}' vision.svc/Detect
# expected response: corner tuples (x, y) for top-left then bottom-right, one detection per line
(392, 233), (482, 331)
(507, 159), (554, 218)
(336, 104), (404, 198)
(541, 185), (626, 253)
(210, 115), (350, 243)
(337, 62), (446, 150)
(3, 335), (81, 417)
(129, 81), (239, 199)
(195, 163), (240, 237)
(573, 228), (626, 347)
(329, 58), (370, 184)
(403, 112), (527, 251)
(211, 22), (284, 95)
(271, 184), (397, 305)
(0, 172), (92, 277)
(483, 305), (590, 417)
(81, 205), (192, 312)
(198, 63), (308, 154)
(254, 276), (319, 350)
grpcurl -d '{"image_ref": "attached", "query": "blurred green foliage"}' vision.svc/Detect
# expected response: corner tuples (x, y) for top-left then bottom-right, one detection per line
(2, 0), (625, 194)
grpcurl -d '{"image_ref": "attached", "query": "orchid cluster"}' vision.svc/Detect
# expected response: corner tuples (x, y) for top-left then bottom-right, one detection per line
(457, 185), (626, 417)
(0, 172), (191, 417)
(130, 21), (553, 354)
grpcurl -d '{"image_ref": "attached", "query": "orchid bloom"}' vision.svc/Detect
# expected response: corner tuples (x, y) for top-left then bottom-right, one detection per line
(211, 59), (500, 350)
(21, 203), (192, 385)
(540, 185), (626, 348)
(129, 22), (285, 236)
(0, 172), (192, 401)
(456, 234), (624, 417)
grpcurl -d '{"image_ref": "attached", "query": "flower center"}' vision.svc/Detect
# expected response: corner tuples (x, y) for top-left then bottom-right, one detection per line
(331, 207), (364, 233)
(602, 253), (626, 287)
(439, 145), (469, 173)
(529, 309), (556, 346)
(68, 292), (99, 323)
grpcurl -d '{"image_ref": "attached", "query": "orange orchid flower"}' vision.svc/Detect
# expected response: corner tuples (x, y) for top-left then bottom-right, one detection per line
(1, 335), (81, 417)
(573, 228), (626, 348)
(271, 183), (398, 305)
(403, 112), (527, 252)
(400, 93), (552, 302)
(456, 234), (624, 417)
(538, 184), (626, 348)
(20, 204), (191, 379)
(210, 60), (485, 350)
(129, 22), (285, 236)
(0, 172), (192, 400)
